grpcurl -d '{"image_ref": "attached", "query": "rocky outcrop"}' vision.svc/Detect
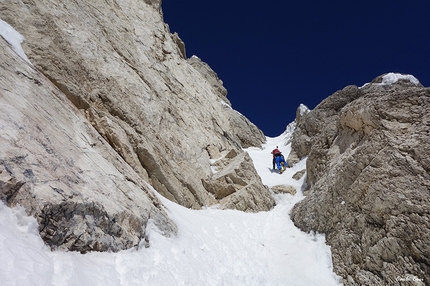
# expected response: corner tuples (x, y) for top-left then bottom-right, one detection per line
(188, 56), (266, 148)
(286, 104), (310, 167)
(0, 36), (176, 253)
(292, 170), (306, 181)
(290, 74), (430, 285)
(271, 185), (297, 195)
(203, 150), (275, 212)
(0, 0), (267, 212)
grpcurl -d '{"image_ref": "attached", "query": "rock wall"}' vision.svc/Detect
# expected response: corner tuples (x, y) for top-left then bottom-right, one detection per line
(0, 0), (271, 210)
(0, 0), (273, 252)
(0, 36), (176, 253)
(289, 74), (430, 285)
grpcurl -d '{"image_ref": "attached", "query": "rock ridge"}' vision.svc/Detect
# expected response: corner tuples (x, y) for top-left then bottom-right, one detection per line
(289, 74), (430, 285)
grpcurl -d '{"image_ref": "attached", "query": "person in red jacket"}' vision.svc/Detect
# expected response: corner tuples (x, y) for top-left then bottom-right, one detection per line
(271, 146), (288, 173)
(271, 147), (280, 169)
(271, 147), (281, 156)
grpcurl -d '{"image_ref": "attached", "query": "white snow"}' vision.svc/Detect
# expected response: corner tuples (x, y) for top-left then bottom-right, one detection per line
(298, 104), (310, 116)
(380, 73), (420, 85)
(220, 99), (232, 108)
(0, 18), (32, 64)
(0, 126), (342, 286)
(360, 72), (420, 88)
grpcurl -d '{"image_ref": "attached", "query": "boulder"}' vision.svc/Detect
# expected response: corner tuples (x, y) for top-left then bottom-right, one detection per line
(203, 151), (275, 212)
(292, 170), (306, 181)
(271, 185), (297, 195)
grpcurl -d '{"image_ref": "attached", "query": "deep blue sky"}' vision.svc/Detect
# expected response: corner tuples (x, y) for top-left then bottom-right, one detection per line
(162, 1), (430, 137)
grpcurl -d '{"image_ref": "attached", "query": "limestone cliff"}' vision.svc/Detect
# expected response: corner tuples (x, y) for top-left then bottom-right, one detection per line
(289, 74), (430, 285)
(0, 35), (177, 253)
(0, 0), (274, 253)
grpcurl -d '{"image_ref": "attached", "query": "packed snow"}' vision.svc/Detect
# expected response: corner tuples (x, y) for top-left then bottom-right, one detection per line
(379, 72), (420, 86)
(360, 72), (421, 88)
(0, 128), (342, 286)
(0, 18), (32, 64)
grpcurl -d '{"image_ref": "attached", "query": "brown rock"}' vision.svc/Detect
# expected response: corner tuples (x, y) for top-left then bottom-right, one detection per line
(271, 185), (297, 195)
(292, 170), (306, 181)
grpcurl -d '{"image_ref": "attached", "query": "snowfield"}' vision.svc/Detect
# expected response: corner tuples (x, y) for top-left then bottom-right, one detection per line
(0, 130), (342, 286)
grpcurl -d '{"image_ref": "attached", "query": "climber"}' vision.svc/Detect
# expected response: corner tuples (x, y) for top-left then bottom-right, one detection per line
(271, 146), (280, 169)
(271, 146), (288, 173)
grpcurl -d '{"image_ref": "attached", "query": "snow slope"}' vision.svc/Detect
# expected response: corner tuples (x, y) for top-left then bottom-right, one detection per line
(0, 127), (342, 286)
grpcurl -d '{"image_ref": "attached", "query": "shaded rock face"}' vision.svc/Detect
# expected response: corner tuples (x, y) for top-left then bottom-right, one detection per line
(0, 37), (176, 253)
(0, 0), (267, 212)
(289, 75), (430, 285)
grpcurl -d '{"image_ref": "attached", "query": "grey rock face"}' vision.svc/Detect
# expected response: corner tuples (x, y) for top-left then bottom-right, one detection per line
(292, 170), (306, 181)
(286, 149), (301, 167)
(0, 0), (272, 253)
(0, 0), (267, 211)
(188, 56), (228, 99)
(0, 37), (176, 253)
(188, 55), (265, 148)
(289, 74), (430, 285)
(203, 151), (275, 212)
(287, 86), (362, 187)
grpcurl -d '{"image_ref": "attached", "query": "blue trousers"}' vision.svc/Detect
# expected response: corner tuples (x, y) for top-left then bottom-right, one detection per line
(275, 155), (288, 170)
